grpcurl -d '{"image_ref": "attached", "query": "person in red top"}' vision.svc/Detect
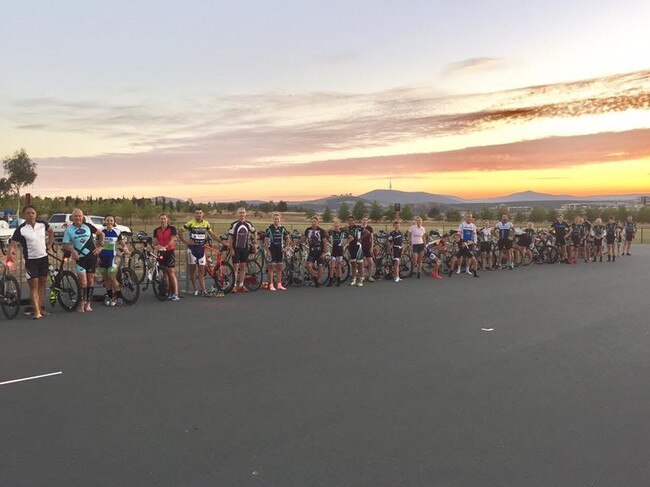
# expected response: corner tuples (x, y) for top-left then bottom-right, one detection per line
(152, 213), (180, 301)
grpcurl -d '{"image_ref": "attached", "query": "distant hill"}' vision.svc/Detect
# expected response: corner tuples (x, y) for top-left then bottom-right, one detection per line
(358, 189), (465, 205)
(470, 191), (639, 204)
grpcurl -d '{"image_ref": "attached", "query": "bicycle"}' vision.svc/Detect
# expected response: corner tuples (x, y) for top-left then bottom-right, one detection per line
(203, 243), (235, 295)
(221, 244), (263, 291)
(128, 233), (157, 284)
(46, 250), (81, 311)
(0, 256), (21, 319)
(139, 251), (172, 301)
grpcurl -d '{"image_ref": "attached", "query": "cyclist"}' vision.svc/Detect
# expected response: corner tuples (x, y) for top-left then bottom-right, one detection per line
(581, 212), (592, 263)
(622, 215), (637, 255)
(302, 215), (328, 287)
(388, 220), (404, 282)
(478, 220), (493, 271)
(569, 216), (586, 265)
(152, 213), (180, 301)
(550, 214), (570, 264)
(426, 233), (448, 280)
(98, 215), (129, 306)
(264, 212), (289, 291)
(7, 205), (54, 320)
(328, 219), (348, 287)
(592, 218), (605, 262)
(179, 208), (217, 296)
(457, 213), (479, 276)
(514, 222), (534, 265)
(495, 214), (515, 269)
(605, 216), (618, 262)
(360, 217), (375, 282)
(616, 220), (624, 257)
(228, 207), (257, 293)
(62, 208), (104, 312)
(346, 216), (364, 286)
(408, 216), (426, 278)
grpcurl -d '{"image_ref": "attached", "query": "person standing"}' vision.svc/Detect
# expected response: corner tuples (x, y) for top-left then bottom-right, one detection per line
(408, 216), (426, 278)
(302, 215), (328, 287)
(179, 208), (217, 296)
(495, 214), (515, 269)
(360, 217), (375, 283)
(457, 213), (479, 277)
(7, 205), (54, 319)
(388, 220), (404, 282)
(228, 207), (257, 293)
(622, 215), (637, 256)
(62, 208), (104, 312)
(264, 213), (289, 291)
(346, 216), (364, 286)
(592, 218), (605, 263)
(98, 215), (129, 306)
(605, 216), (618, 262)
(153, 213), (181, 301)
(550, 214), (570, 264)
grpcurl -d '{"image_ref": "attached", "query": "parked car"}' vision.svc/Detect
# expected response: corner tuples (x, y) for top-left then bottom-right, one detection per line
(0, 218), (25, 249)
(49, 213), (132, 242)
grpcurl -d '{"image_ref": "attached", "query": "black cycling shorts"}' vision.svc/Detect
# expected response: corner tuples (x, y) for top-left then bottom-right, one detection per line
(479, 242), (492, 253)
(307, 249), (324, 265)
(606, 235), (615, 245)
(362, 246), (372, 259)
(159, 250), (176, 268)
(411, 243), (424, 254)
(232, 247), (249, 264)
(498, 238), (512, 250)
(556, 236), (566, 246)
(570, 236), (581, 247)
(457, 247), (472, 258)
(593, 238), (603, 248)
(25, 256), (49, 280)
(268, 247), (283, 264)
(77, 254), (98, 274)
(392, 247), (402, 261)
(625, 232), (634, 242)
(348, 243), (362, 262)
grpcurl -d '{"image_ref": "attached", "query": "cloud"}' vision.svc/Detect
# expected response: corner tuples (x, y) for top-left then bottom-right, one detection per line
(444, 57), (506, 75)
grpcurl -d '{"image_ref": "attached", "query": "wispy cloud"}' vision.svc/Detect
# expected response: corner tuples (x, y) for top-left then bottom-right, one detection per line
(444, 57), (507, 75)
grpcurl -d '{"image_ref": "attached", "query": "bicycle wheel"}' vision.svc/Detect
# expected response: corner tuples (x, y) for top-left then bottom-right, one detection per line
(521, 248), (533, 266)
(213, 262), (235, 294)
(244, 260), (263, 291)
(339, 257), (350, 283)
(399, 253), (412, 278)
(545, 246), (558, 264)
(128, 250), (147, 283)
(533, 245), (546, 264)
(117, 266), (140, 305)
(0, 274), (21, 319)
(56, 270), (81, 311)
(152, 269), (169, 301)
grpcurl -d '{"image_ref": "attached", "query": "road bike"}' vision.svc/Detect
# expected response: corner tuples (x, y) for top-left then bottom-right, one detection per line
(204, 243), (235, 295)
(0, 255), (20, 319)
(46, 251), (81, 311)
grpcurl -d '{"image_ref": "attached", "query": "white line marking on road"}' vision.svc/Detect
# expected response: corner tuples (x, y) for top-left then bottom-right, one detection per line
(481, 328), (495, 332)
(0, 371), (63, 386)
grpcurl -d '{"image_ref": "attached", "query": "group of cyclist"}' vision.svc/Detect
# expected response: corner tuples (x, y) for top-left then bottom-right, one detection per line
(4, 205), (640, 317)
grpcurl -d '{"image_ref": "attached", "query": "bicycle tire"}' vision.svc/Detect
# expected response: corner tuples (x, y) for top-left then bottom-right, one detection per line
(244, 260), (263, 291)
(545, 246), (558, 264)
(56, 270), (81, 311)
(339, 257), (350, 283)
(399, 253), (412, 278)
(128, 250), (147, 283)
(152, 269), (169, 301)
(0, 274), (21, 319)
(117, 266), (140, 304)
(213, 262), (235, 294)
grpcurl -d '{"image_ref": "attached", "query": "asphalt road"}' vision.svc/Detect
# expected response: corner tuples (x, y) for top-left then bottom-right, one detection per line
(1, 247), (649, 487)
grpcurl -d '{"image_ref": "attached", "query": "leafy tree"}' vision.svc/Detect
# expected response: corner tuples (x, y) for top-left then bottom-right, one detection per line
(529, 207), (547, 223)
(305, 208), (316, 219)
(427, 206), (441, 220)
(0, 148), (38, 214)
(400, 204), (414, 222)
(514, 211), (525, 223)
(322, 206), (333, 223)
(383, 205), (396, 222)
(352, 200), (367, 220)
(446, 209), (462, 222)
(547, 208), (558, 222)
(478, 207), (492, 221)
(369, 201), (383, 222)
(276, 200), (288, 212)
(337, 202), (350, 221)
(637, 206), (650, 223)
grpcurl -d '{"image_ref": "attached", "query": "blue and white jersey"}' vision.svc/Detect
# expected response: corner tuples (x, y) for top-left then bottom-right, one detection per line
(457, 222), (477, 244)
(99, 228), (122, 264)
(495, 222), (513, 239)
(63, 223), (98, 256)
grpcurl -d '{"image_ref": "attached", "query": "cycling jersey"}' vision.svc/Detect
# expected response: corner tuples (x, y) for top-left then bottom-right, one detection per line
(184, 219), (211, 247)
(330, 229), (348, 250)
(229, 220), (255, 249)
(347, 224), (362, 244)
(457, 222), (477, 244)
(408, 225), (426, 245)
(305, 226), (327, 251)
(478, 227), (492, 242)
(99, 228), (123, 267)
(153, 225), (177, 250)
(605, 223), (617, 237)
(593, 225), (605, 239)
(360, 226), (373, 250)
(63, 223), (98, 256)
(624, 221), (637, 234)
(570, 223), (585, 238)
(495, 222), (513, 239)
(11, 220), (50, 260)
(266, 225), (289, 249)
(389, 230), (404, 248)
(524, 228), (536, 237)
(551, 221), (569, 238)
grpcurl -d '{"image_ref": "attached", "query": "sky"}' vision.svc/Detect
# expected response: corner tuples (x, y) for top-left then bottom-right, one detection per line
(1, 0), (649, 201)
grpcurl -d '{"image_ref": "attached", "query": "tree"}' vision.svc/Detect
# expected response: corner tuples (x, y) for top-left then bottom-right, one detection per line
(400, 204), (414, 222)
(276, 200), (288, 212)
(514, 211), (525, 223)
(427, 206), (441, 220)
(322, 206), (333, 223)
(305, 208), (316, 219)
(529, 207), (547, 223)
(352, 200), (367, 220)
(478, 207), (492, 221)
(1, 149), (38, 214)
(369, 201), (383, 222)
(547, 208), (558, 222)
(446, 209), (462, 222)
(337, 202), (350, 221)
(384, 205), (396, 222)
